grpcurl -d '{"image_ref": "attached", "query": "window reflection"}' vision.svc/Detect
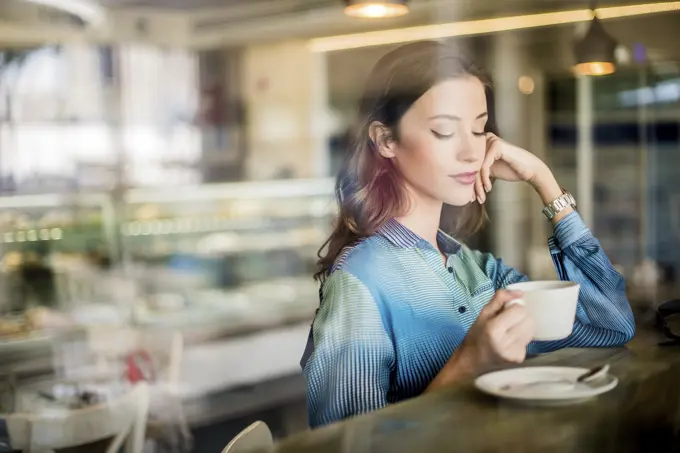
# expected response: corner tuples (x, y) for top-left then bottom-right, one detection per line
(0, 44), (201, 192)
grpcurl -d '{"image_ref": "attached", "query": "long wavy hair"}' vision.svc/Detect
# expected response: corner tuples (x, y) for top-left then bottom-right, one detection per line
(315, 41), (498, 282)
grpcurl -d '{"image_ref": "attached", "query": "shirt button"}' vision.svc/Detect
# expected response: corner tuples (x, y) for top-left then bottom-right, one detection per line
(447, 266), (454, 273)
(458, 306), (466, 314)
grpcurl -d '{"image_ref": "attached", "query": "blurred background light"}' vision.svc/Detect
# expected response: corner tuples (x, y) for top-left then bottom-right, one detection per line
(518, 76), (535, 95)
(344, 0), (409, 19)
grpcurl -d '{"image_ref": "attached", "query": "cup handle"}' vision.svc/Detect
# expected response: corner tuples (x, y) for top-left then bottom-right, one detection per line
(505, 299), (525, 310)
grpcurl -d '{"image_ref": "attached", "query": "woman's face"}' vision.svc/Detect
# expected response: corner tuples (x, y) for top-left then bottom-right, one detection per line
(378, 76), (488, 207)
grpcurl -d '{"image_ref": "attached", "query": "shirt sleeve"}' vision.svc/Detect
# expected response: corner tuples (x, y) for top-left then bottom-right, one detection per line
(476, 211), (635, 353)
(303, 269), (395, 428)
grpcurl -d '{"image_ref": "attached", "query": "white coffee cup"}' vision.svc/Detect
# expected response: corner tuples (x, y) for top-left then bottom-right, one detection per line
(505, 281), (580, 341)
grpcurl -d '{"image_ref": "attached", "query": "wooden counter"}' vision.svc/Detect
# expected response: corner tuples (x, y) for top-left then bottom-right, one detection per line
(264, 328), (680, 453)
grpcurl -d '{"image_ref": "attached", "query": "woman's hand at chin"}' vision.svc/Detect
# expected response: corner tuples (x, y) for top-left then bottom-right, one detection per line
(425, 290), (535, 392)
(473, 133), (564, 209)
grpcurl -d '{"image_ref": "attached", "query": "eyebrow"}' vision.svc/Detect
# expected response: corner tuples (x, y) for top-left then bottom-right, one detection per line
(429, 112), (488, 120)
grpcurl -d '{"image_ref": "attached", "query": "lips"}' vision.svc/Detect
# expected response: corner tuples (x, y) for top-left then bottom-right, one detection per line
(450, 172), (478, 185)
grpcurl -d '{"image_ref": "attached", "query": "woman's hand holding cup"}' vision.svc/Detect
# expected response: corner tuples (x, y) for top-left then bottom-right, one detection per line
(458, 289), (535, 367)
(427, 290), (535, 391)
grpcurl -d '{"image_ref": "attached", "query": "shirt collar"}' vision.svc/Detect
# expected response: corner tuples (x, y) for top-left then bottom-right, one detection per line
(377, 218), (462, 255)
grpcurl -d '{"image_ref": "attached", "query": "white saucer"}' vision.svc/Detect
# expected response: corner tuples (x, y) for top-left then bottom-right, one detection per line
(474, 366), (618, 406)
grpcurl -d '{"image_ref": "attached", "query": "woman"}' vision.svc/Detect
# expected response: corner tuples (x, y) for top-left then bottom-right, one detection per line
(301, 41), (635, 428)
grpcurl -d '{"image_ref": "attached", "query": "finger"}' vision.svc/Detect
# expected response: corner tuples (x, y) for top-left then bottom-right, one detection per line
(488, 304), (530, 333)
(504, 343), (528, 363)
(508, 315), (535, 345)
(504, 339), (531, 363)
(481, 160), (493, 193)
(496, 289), (524, 304)
(475, 172), (485, 204)
(481, 137), (498, 193)
(479, 289), (523, 320)
(495, 333), (528, 363)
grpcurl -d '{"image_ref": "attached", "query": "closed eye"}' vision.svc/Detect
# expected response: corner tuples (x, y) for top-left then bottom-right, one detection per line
(431, 130), (453, 139)
(473, 131), (486, 137)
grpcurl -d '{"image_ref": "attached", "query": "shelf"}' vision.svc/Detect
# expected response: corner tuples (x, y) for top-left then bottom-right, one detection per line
(126, 227), (325, 255)
(0, 193), (110, 209)
(122, 214), (330, 238)
(125, 178), (335, 204)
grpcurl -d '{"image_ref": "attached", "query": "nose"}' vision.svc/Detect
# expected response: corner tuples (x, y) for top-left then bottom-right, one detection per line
(455, 133), (481, 163)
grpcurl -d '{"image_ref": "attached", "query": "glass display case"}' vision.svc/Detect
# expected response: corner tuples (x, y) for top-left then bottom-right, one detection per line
(0, 192), (117, 308)
(120, 178), (335, 331)
(0, 178), (335, 345)
(0, 192), (119, 350)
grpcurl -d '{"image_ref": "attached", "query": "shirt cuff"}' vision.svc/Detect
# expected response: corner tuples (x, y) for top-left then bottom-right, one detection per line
(548, 211), (590, 252)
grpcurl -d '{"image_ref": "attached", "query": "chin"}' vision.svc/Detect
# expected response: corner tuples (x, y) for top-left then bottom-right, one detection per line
(441, 191), (475, 207)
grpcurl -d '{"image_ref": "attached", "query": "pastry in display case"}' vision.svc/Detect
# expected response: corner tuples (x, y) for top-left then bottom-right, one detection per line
(121, 178), (335, 332)
(0, 193), (119, 352)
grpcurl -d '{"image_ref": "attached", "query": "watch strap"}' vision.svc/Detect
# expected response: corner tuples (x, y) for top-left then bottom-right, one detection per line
(543, 190), (576, 220)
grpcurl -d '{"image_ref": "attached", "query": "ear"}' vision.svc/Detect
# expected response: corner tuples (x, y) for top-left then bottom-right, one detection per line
(368, 121), (397, 159)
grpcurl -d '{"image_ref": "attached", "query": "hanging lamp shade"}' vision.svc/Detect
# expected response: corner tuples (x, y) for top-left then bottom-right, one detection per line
(573, 16), (618, 76)
(18, 0), (106, 26)
(344, 0), (409, 18)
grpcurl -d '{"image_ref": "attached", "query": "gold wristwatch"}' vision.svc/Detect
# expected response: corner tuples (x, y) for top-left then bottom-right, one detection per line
(542, 190), (577, 221)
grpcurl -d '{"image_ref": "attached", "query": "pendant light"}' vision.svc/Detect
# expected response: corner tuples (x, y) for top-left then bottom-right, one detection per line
(344, 0), (409, 19)
(21, 0), (105, 26)
(573, 3), (617, 76)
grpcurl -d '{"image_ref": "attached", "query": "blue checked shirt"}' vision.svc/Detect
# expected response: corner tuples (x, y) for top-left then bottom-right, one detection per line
(301, 212), (635, 428)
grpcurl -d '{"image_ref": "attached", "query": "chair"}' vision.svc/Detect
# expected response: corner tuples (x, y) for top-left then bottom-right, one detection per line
(83, 327), (189, 451)
(222, 421), (273, 453)
(4, 381), (150, 453)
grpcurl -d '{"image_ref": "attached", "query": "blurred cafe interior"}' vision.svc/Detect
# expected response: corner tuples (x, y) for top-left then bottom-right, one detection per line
(0, 0), (679, 451)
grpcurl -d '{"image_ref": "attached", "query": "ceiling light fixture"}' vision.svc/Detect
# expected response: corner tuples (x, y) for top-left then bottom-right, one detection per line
(311, 1), (680, 52)
(344, 0), (409, 19)
(21, 0), (106, 26)
(573, 2), (618, 76)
